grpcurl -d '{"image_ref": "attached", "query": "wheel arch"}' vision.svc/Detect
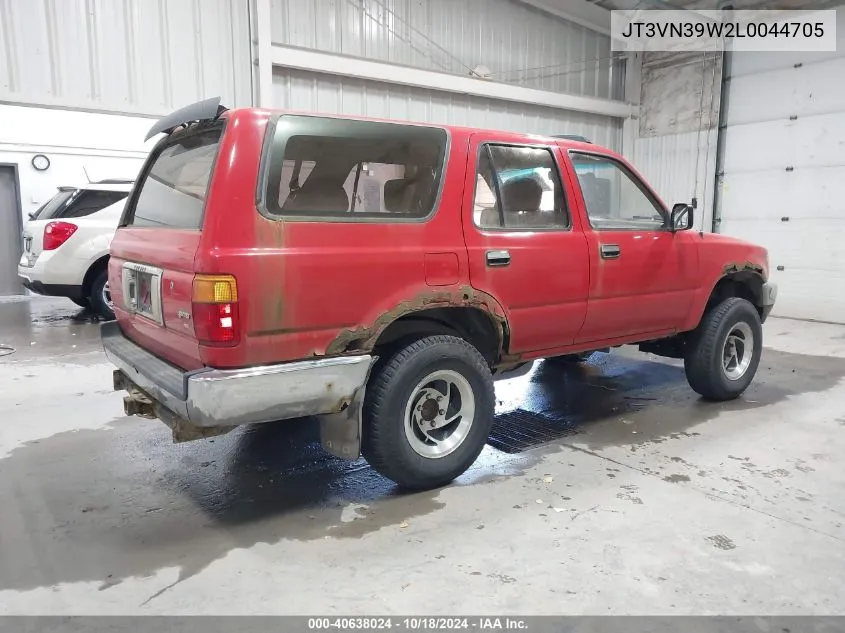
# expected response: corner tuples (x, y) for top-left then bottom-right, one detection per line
(325, 288), (512, 366)
(82, 254), (110, 297)
(685, 270), (766, 331)
(707, 271), (765, 315)
(371, 307), (505, 366)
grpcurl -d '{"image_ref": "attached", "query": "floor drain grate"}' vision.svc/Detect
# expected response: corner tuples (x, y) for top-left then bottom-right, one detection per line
(487, 409), (579, 454)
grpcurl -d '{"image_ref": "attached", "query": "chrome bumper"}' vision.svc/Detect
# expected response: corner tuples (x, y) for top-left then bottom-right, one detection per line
(760, 281), (778, 321)
(101, 322), (374, 456)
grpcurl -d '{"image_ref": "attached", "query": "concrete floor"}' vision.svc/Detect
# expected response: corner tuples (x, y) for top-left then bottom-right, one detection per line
(1, 296), (845, 615)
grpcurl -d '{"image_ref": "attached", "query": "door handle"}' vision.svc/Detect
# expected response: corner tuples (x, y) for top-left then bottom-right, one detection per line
(486, 250), (511, 267)
(600, 244), (621, 259)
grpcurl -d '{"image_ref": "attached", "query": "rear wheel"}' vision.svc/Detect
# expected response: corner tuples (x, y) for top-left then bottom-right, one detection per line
(70, 297), (89, 309)
(684, 297), (762, 401)
(362, 335), (495, 490)
(88, 270), (115, 321)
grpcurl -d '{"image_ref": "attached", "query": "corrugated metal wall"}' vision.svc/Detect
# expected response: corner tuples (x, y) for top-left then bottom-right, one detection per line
(0, 0), (252, 115)
(633, 129), (718, 233)
(270, 0), (621, 100)
(274, 68), (621, 148)
(630, 52), (721, 232)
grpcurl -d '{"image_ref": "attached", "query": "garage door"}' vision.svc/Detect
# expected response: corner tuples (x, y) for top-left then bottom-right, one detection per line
(272, 68), (622, 150)
(719, 15), (845, 323)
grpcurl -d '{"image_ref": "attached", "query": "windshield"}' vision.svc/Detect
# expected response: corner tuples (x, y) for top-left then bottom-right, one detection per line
(30, 189), (77, 220)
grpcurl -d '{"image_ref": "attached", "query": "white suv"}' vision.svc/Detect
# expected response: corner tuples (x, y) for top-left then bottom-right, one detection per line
(17, 180), (133, 319)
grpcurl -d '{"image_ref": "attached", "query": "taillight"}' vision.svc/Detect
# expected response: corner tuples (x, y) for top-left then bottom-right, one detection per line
(43, 221), (78, 250)
(192, 275), (239, 345)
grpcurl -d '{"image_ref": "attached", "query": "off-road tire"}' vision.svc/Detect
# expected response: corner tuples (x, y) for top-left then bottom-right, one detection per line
(362, 335), (495, 490)
(684, 297), (762, 401)
(88, 269), (115, 321)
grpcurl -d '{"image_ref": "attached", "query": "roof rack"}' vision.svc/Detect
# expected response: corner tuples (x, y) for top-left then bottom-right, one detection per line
(95, 179), (134, 184)
(553, 134), (592, 143)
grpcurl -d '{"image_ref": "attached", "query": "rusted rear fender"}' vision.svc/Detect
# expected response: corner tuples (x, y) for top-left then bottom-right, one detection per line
(326, 286), (509, 358)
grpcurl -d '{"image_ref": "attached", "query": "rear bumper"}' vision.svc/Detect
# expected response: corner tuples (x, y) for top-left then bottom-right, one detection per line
(101, 321), (375, 430)
(760, 281), (778, 322)
(19, 277), (85, 301)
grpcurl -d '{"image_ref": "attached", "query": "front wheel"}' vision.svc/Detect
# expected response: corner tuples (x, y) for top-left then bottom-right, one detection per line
(88, 270), (115, 321)
(362, 335), (495, 490)
(684, 297), (762, 401)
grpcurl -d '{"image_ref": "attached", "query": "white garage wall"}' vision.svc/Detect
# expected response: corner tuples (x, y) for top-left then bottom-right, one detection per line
(273, 67), (622, 149)
(0, 0), (252, 115)
(270, 0), (622, 100)
(718, 8), (845, 323)
(0, 105), (154, 220)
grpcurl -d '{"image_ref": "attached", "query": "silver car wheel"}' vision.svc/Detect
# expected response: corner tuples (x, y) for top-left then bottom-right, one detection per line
(102, 281), (113, 311)
(722, 321), (754, 381)
(403, 369), (476, 459)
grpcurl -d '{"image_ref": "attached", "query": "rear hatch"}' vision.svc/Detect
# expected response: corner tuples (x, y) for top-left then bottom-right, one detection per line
(20, 188), (76, 266)
(109, 123), (224, 371)
(20, 187), (129, 267)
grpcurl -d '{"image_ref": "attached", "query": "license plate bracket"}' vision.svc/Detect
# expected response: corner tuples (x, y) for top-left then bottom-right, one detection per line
(122, 262), (164, 324)
(20, 237), (36, 267)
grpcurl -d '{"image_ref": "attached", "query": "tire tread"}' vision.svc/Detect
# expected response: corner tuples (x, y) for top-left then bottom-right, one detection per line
(363, 335), (494, 489)
(684, 297), (759, 400)
(88, 269), (114, 321)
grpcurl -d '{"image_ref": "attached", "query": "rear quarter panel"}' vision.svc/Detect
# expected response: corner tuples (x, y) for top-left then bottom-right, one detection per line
(66, 211), (120, 277)
(196, 121), (480, 368)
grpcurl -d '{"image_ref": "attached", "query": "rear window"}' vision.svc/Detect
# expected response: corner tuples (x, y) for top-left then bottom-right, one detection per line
(127, 127), (222, 229)
(262, 115), (447, 220)
(32, 189), (127, 220)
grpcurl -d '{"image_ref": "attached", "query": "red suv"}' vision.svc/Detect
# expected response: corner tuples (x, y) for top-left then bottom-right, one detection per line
(102, 98), (777, 490)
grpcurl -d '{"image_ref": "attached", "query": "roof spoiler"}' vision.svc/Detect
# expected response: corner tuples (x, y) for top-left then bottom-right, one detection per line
(553, 134), (592, 143)
(144, 97), (227, 141)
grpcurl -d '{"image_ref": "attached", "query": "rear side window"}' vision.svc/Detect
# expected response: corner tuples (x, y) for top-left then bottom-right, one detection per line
(128, 127), (222, 229)
(32, 189), (128, 220)
(262, 115), (447, 220)
(61, 190), (128, 219)
(31, 189), (76, 220)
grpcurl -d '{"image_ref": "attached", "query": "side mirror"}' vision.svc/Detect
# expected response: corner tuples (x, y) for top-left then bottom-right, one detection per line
(670, 203), (694, 232)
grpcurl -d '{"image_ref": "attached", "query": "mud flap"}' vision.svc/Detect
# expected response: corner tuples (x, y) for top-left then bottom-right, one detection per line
(319, 357), (376, 460)
(319, 385), (366, 460)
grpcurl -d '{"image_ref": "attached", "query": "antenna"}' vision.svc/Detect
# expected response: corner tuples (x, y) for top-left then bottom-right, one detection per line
(82, 166), (92, 184)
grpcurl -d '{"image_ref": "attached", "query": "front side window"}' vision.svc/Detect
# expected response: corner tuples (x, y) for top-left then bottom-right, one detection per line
(128, 127), (222, 229)
(263, 116), (447, 220)
(473, 145), (568, 230)
(570, 153), (666, 230)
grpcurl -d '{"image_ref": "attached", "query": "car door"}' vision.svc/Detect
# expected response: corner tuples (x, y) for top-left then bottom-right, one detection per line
(461, 135), (589, 354)
(562, 150), (699, 343)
